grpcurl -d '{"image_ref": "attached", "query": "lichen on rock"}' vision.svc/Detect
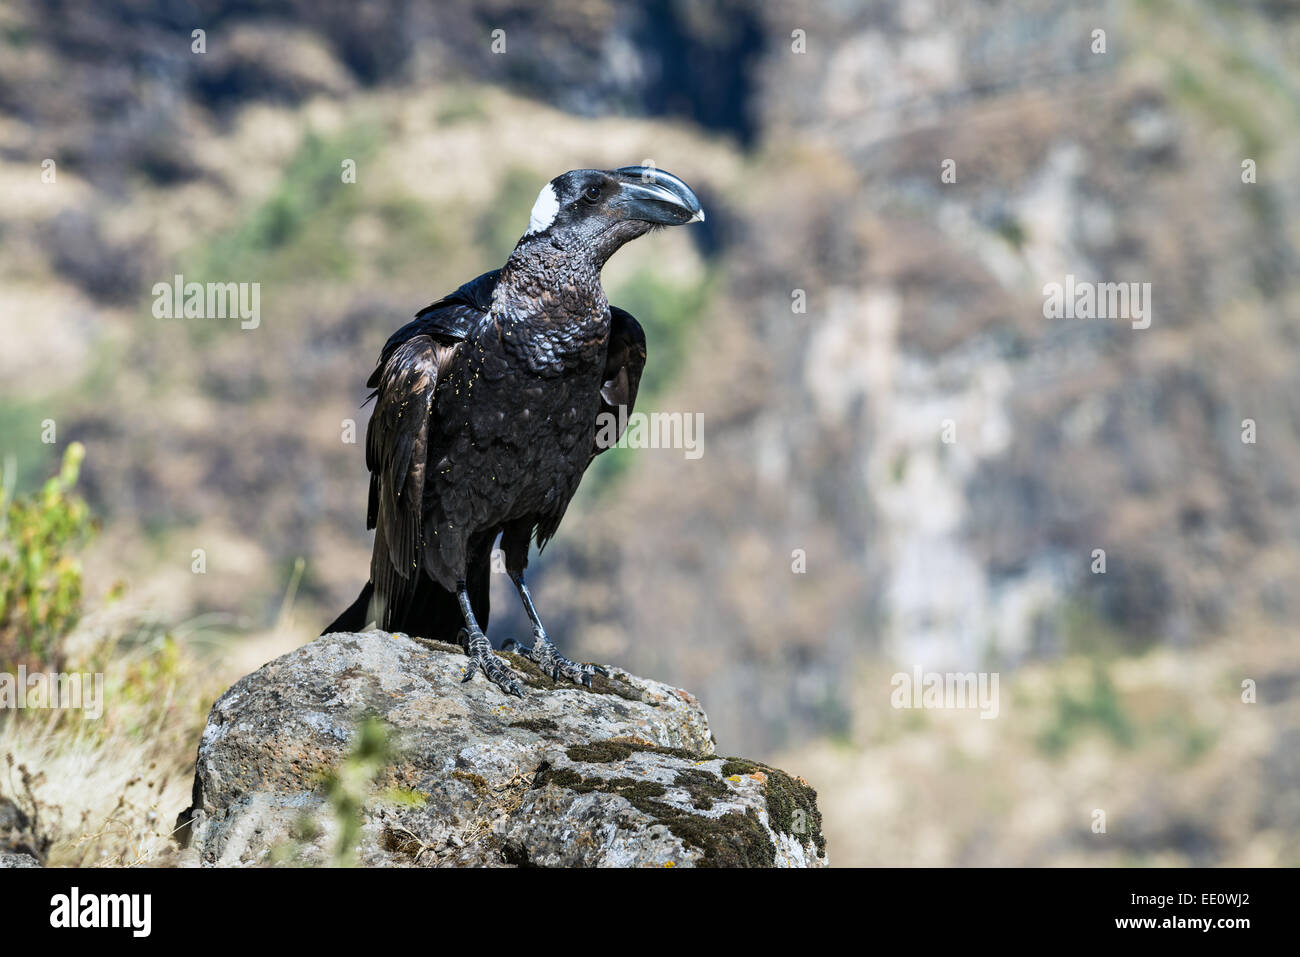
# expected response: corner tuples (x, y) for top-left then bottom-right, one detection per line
(177, 630), (826, 867)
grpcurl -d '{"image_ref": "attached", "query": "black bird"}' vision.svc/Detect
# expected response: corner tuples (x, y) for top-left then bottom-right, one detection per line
(324, 166), (704, 696)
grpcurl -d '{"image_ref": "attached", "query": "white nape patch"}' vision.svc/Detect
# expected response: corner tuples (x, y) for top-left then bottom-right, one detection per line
(526, 183), (560, 235)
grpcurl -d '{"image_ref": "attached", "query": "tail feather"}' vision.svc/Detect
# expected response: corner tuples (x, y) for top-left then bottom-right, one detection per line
(388, 575), (479, 643)
(330, 545), (493, 644)
(321, 581), (375, 635)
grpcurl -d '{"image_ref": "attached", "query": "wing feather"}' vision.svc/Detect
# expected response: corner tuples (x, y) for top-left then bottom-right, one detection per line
(593, 305), (647, 458)
(364, 271), (498, 623)
(366, 336), (456, 603)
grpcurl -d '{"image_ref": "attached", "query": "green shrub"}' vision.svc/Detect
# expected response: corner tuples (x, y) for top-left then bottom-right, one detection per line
(0, 443), (95, 671)
(1036, 662), (1136, 756)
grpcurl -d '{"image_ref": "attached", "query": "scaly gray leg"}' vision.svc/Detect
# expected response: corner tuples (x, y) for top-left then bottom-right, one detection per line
(457, 580), (523, 697)
(501, 572), (606, 687)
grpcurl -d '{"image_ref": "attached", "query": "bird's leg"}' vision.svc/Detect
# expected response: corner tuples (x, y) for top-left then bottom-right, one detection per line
(501, 571), (606, 687)
(457, 580), (523, 697)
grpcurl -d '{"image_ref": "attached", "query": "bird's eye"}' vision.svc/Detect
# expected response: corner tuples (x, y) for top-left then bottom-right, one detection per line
(582, 185), (602, 203)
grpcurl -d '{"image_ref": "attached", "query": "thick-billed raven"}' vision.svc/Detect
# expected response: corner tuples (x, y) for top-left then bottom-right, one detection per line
(323, 166), (704, 696)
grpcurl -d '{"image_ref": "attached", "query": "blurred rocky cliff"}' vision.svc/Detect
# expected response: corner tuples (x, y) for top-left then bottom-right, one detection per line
(2, 0), (1299, 864)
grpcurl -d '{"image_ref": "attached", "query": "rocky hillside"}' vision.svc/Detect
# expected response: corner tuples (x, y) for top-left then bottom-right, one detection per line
(534, 0), (1300, 751)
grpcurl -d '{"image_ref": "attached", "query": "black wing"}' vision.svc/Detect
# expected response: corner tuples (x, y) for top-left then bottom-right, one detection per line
(370, 269), (499, 383)
(592, 305), (647, 459)
(364, 270), (499, 617)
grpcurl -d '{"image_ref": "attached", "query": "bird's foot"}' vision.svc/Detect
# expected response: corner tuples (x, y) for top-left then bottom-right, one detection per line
(460, 629), (523, 697)
(502, 634), (607, 687)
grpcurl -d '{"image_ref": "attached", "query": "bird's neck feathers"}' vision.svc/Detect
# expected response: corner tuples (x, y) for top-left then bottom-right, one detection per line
(489, 241), (611, 366)
(497, 237), (609, 320)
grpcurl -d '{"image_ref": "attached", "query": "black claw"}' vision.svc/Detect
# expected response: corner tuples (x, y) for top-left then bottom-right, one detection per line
(461, 632), (525, 697)
(505, 635), (605, 688)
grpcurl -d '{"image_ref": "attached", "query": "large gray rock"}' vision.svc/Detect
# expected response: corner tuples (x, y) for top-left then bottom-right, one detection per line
(0, 850), (40, 868)
(179, 631), (826, 867)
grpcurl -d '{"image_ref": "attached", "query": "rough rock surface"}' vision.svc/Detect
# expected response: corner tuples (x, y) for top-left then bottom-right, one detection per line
(179, 631), (826, 867)
(0, 796), (43, 867)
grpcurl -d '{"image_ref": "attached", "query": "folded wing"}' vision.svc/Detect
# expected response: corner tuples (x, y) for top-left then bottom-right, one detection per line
(364, 270), (498, 623)
(593, 305), (647, 459)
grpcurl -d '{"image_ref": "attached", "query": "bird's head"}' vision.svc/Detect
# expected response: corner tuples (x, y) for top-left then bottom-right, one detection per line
(517, 166), (704, 264)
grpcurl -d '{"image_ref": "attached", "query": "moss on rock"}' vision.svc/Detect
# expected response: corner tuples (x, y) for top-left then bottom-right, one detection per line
(667, 807), (774, 868)
(566, 738), (707, 764)
(538, 765), (775, 867)
(451, 770), (489, 793)
(673, 768), (730, 810)
(508, 717), (560, 734)
(721, 758), (825, 857)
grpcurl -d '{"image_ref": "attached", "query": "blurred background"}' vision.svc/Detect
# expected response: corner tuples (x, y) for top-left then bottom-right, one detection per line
(2, 0), (1299, 866)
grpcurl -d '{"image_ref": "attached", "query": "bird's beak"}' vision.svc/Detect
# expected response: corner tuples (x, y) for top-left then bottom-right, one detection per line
(610, 166), (705, 226)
